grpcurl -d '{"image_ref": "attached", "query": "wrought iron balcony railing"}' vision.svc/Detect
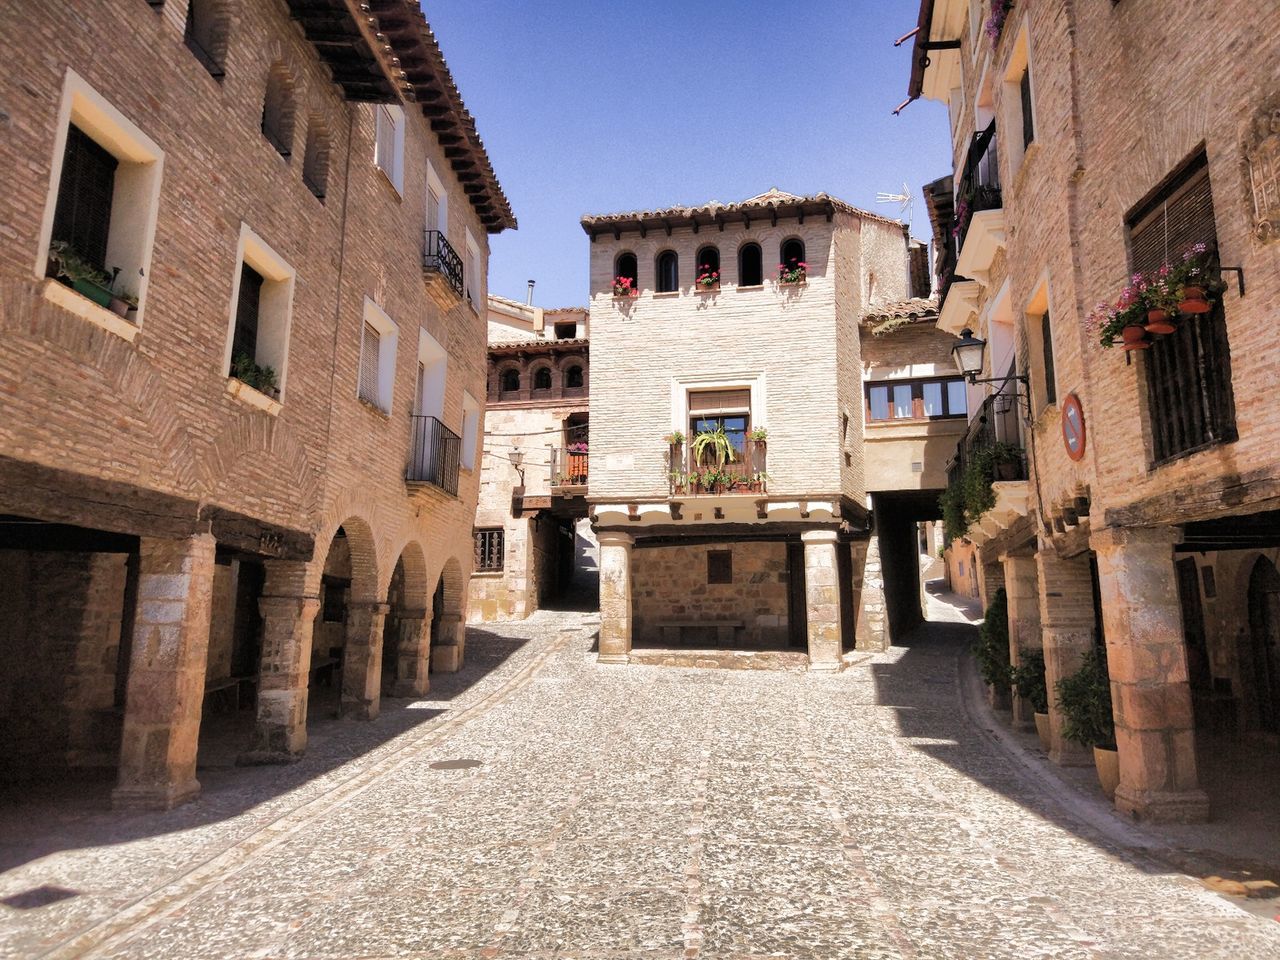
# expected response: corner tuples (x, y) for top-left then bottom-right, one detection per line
(949, 391), (1026, 488)
(668, 440), (768, 496)
(406, 414), (461, 495)
(954, 121), (1002, 255)
(422, 230), (464, 301)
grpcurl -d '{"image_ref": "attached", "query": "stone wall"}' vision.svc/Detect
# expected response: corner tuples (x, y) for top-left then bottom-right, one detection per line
(632, 541), (789, 648)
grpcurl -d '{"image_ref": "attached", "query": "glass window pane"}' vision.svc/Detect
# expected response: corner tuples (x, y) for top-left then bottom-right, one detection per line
(947, 380), (968, 415)
(893, 384), (913, 418)
(869, 386), (889, 420)
(922, 382), (943, 417)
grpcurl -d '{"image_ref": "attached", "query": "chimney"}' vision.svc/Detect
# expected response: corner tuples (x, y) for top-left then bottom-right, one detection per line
(526, 280), (535, 305)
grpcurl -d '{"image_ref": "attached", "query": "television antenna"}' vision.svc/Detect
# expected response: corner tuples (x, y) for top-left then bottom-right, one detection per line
(876, 182), (913, 228)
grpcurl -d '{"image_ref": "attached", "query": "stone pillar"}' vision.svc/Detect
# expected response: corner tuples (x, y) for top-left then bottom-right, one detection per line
(1037, 550), (1095, 767)
(391, 608), (430, 696)
(240, 560), (318, 765)
(978, 559), (1004, 611)
(431, 613), (465, 673)
(802, 530), (842, 672)
(854, 536), (888, 651)
(341, 600), (388, 720)
(1091, 526), (1209, 823)
(1002, 553), (1042, 727)
(597, 531), (633, 664)
(113, 534), (216, 810)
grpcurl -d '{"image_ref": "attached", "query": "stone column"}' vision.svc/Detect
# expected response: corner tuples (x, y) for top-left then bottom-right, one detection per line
(341, 600), (388, 720)
(1002, 553), (1043, 727)
(431, 613), (465, 673)
(1037, 550), (1095, 767)
(391, 608), (430, 697)
(854, 536), (888, 651)
(240, 560), (318, 765)
(1091, 526), (1209, 823)
(113, 534), (216, 811)
(802, 530), (843, 672)
(597, 531), (634, 664)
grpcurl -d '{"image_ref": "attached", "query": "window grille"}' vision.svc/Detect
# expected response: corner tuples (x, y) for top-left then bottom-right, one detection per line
(474, 529), (504, 572)
(358, 322), (381, 405)
(1040, 312), (1056, 405)
(1127, 153), (1235, 464)
(232, 264), (264, 364)
(52, 126), (117, 270)
(1020, 69), (1035, 150)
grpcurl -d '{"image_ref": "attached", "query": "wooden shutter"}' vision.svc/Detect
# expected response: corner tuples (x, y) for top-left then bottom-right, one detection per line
(52, 126), (117, 270)
(376, 106), (396, 179)
(688, 389), (751, 414)
(1040, 312), (1056, 405)
(1127, 153), (1236, 462)
(231, 264), (264, 364)
(359, 322), (380, 404)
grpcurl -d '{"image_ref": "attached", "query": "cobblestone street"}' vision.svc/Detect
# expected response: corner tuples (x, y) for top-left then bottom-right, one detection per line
(3, 602), (1279, 960)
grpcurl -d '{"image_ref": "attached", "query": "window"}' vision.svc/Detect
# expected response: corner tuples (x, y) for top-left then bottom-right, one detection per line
(184, 0), (227, 79)
(554, 321), (577, 339)
(426, 161), (448, 235)
(614, 251), (638, 290)
(1040, 312), (1057, 405)
(656, 250), (678, 293)
(1019, 68), (1035, 150)
(707, 551), (733, 585)
(689, 389), (751, 455)
(416, 328), (446, 419)
(780, 238), (805, 274)
(223, 225), (296, 401)
(302, 118), (328, 199)
(52, 126), (117, 271)
(565, 364), (584, 390)
(374, 104), (404, 194)
(499, 368), (520, 395)
(261, 64), (295, 158)
(696, 245), (720, 287)
(532, 366), (552, 392)
(865, 377), (968, 421)
(40, 72), (165, 332)
(358, 322), (381, 405)
(738, 242), (763, 286)
(1127, 152), (1235, 464)
(474, 529), (504, 572)
(356, 298), (397, 413)
(461, 392), (480, 469)
(465, 229), (481, 306)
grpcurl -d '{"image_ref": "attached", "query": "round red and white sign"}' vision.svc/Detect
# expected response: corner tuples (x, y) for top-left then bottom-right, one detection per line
(1062, 393), (1086, 462)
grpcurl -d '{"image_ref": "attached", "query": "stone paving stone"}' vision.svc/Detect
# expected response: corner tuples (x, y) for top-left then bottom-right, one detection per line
(5, 609), (1280, 959)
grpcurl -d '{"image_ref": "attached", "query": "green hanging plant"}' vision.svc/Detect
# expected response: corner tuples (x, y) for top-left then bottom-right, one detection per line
(691, 426), (736, 468)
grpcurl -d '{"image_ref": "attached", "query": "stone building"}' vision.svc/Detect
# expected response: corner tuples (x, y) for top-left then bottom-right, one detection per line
(907, 0), (1280, 821)
(0, 0), (514, 809)
(468, 296), (596, 622)
(581, 189), (931, 666)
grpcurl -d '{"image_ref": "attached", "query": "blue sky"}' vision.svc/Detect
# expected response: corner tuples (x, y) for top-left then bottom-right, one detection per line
(424, 1), (950, 306)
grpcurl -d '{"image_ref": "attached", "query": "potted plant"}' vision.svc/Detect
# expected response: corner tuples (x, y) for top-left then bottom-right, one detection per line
(984, 0), (1013, 42)
(1012, 647), (1050, 748)
(691, 426), (737, 472)
(974, 589), (1013, 710)
(1088, 275), (1152, 351)
(231, 352), (280, 398)
(48, 242), (115, 309)
(748, 426), (768, 443)
(988, 441), (1024, 481)
(695, 265), (720, 290)
(1169, 242), (1223, 315)
(664, 430), (685, 447)
(1056, 645), (1119, 799)
(777, 259), (807, 285)
(612, 276), (637, 298)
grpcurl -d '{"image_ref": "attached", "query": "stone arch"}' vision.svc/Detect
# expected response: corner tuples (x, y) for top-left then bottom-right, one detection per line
(430, 556), (468, 673)
(530, 360), (554, 393)
(261, 61), (298, 157)
(311, 512), (379, 603)
(382, 539), (432, 697)
(498, 362), (522, 397)
(302, 112), (331, 199)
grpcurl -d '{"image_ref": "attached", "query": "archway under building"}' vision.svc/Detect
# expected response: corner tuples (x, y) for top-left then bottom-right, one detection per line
(381, 542), (431, 698)
(869, 490), (945, 644)
(431, 557), (467, 672)
(309, 519), (379, 722)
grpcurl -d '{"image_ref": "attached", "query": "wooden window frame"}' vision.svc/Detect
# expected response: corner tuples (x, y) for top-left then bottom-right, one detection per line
(865, 376), (969, 422)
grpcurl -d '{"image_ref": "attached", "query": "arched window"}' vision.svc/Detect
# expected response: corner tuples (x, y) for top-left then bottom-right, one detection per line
(613, 251), (638, 297)
(779, 238), (806, 278)
(302, 117), (329, 200)
(533, 366), (552, 391)
(565, 365), (584, 389)
(738, 242), (763, 286)
(695, 246), (720, 289)
(185, 1), (229, 79)
(656, 250), (679, 293)
(500, 368), (520, 394)
(261, 64), (296, 157)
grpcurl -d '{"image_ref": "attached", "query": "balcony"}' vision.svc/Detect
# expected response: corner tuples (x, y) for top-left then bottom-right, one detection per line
(406, 415), (460, 497)
(948, 391), (1029, 546)
(550, 447), (589, 491)
(953, 121), (1006, 288)
(422, 230), (464, 309)
(668, 440), (768, 497)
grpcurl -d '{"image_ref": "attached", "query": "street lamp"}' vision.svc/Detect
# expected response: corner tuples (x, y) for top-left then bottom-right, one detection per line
(951, 327), (1032, 419)
(509, 446), (525, 485)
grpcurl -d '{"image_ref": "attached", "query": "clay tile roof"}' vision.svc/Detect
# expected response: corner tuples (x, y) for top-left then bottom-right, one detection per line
(489, 338), (589, 356)
(580, 188), (906, 238)
(861, 297), (940, 334)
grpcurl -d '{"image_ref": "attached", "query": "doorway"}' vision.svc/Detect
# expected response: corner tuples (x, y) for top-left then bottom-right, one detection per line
(786, 541), (807, 648)
(1247, 557), (1280, 734)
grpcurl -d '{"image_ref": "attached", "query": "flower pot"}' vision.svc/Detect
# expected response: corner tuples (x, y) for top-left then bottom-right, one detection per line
(995, 461), (1021, 481)
(1144, 308), (1176, 335)
(695, 283), (719, 293)
(71, 277), (114, 308)
(1120, 324), (1150, 351)
(1093, 745), (1120, 800)
(1033, 712), (1050, 750)
(109, 296), (130, 318)
(1178, 285), (1210, 314)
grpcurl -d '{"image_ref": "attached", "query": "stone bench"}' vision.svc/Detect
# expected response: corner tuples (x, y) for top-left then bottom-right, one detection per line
(653, 619), (743, 645)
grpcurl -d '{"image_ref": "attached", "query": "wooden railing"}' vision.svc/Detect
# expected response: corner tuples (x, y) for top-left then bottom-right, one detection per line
(550, 448), (588, 487)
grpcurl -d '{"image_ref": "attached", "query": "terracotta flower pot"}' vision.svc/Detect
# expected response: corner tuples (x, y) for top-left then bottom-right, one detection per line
(1144, 308), (1176, 335)
(1093, 745), (1120, 800)
(1120, 324), (1150, 351)
(1034, 712), (1050, 750)
(1178, 285), (1210, 314)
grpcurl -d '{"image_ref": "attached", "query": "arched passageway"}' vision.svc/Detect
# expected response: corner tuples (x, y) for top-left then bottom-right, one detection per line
(381, 543), (431, 698)
(431, 557), (466, 672)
